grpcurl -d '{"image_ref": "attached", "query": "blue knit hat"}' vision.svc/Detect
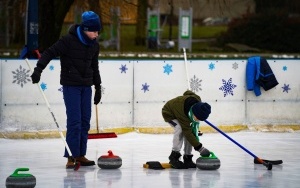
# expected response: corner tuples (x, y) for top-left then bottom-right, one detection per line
(81, 11), (101, 31)
(191, 102), (211, 121)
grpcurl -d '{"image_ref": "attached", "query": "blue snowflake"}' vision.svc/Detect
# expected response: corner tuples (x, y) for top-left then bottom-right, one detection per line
(282, 84), (290, 93)
(219, 78), (237, 97)
(282, 66), (287, 71)
(208, 62), (215, 70)
(49, 65), (54, 71)
(141, 83), (150, 93)
(163, 64), (173, 75)
(40, 82), (47, 91)
(119, 64), (128, 73)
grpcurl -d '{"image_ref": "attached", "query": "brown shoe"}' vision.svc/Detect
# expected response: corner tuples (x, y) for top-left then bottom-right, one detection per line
(66, 157), (75, 169)
(75, 156), (95, 166)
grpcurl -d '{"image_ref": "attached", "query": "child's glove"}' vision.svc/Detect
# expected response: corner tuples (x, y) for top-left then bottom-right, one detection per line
(198, 146), (210, 157)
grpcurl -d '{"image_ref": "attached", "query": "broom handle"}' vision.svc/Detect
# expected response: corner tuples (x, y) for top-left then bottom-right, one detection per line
(95, 105), (99, 133)
(25, 58), (73, 157)
(204, 120), (272, 170)
(183, 48), (191, 90)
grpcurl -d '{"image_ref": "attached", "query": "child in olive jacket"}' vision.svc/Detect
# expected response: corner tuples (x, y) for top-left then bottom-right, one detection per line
(162, 90), (211, 169)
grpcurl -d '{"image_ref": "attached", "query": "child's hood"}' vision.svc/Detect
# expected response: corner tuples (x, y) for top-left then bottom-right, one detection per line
(183, 90), (196, 96)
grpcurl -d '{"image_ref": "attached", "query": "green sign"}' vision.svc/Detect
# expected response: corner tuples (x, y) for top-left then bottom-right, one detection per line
(149, 15), (158, 37)
(180, 16), (190, 39)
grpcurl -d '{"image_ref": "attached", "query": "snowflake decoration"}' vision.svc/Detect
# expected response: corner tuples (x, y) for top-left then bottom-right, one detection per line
(190, 75), (202, 92)
(208, 62), (215, 70)
(119, 64), (128, 73)
(12, 65), (31, 88)
(141, 83), (150, 93)
(219, 78), (237, 97)
(282, 66), (287, 71)
(101, 86), (105, 95)
(163, 64), (173, 75)
(49, 65), (54, 71)
(282, 84), (290, 93)
(58, 86), (63, 92)
(232, 62), (238, 70)
(40, 82), (47, 91)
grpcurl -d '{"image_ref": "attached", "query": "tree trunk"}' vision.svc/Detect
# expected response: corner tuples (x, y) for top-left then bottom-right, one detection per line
(39, 0), (74, 52)
(135, 0), (147, 46)
(12, 0), (25, 45)
(168, 0), (173, 41)
(254, 0), (287, 14)
(88, 0), (101, 20)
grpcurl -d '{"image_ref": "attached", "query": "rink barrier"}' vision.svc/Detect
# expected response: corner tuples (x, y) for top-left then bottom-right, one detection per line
(1, 125), (300, 139)
(0, 59), (299, 139)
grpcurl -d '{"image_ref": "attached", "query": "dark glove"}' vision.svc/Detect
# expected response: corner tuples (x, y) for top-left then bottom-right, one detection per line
(94, 85), (101, 105)
(198, 146), (210, 157)
(30, 67), (42, 84)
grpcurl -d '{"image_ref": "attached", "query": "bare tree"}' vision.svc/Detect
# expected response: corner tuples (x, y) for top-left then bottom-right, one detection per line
(254, 0), (287, 13)
(135, 0), (147, 45)
(87, 0), (101, 20)
(39, 0), (74, 52)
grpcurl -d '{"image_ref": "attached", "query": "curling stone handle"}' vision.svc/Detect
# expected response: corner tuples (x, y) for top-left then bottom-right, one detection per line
(11, 168), (32, 177)
(108, 150), (113, 156)
(200, 151), (218, 159)
(210, 152), (217, 158)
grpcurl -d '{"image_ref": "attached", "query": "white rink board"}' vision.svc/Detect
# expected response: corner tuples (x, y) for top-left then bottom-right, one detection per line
(0, 58), (299, 132)
(1, 59), (67, 130)
(133, 60), (187, 126)
(97, 60), (133, 128)
(187, 59), (247, 125)
(246, 59), (300, 125)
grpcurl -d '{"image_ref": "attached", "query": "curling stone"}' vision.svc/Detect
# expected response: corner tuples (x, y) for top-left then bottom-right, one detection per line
(196, 152), (221, 170)
(6, 168), (36, 188)
(98, 150), (122, 169)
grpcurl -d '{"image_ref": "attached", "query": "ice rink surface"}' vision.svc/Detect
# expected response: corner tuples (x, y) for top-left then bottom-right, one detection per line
(1, 131), (299, 188)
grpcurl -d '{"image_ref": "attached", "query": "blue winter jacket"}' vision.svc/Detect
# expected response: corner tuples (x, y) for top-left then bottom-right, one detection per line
(246, 56), (261, 96)
(246, 56), (278, 96)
